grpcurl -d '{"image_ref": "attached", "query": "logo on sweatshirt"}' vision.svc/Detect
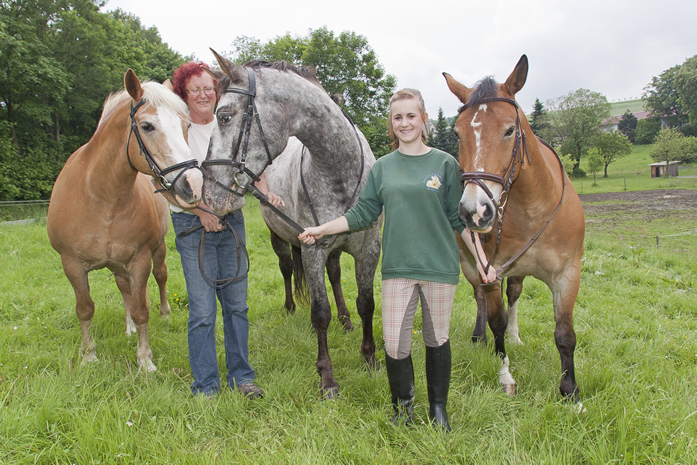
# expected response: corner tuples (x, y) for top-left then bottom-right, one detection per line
(424, 173), (443, 191)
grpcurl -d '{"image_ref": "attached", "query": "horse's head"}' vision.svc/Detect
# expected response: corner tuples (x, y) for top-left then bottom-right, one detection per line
(124, 69), (203, 209)
(443, 55), (529, 233)
(201, 49), (291, 215)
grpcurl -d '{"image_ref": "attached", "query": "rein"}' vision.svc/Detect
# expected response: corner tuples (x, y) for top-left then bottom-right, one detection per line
(127, 99), (199, 196)
(459, 97), (566, 281)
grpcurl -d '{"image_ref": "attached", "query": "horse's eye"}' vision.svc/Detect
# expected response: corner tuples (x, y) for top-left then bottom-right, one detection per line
(220, 114), (232, 124)
(141, 122), (155, 132)
(505, 126), (515, 137)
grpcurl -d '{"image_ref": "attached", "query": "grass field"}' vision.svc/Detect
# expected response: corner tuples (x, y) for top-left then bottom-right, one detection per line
(1, 146), (696, 463)
(609, 99), (645, 116)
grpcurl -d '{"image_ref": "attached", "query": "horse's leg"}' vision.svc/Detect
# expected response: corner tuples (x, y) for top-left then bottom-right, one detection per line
(113, 271), (136, 336)
(353, 232), (380, 369)
(505, 276), (524, 345)
(269, 229), (296, 314)
(472, 284), (488, 344)
(483, 282), (516, 395)
(128, 254), (156, 372)
(151, 240), (171, 319)
(550, 266), (581, 401)
(326, 250), (353, 331)
(301, 246), (337, 398)
(61, 256), (98, 363)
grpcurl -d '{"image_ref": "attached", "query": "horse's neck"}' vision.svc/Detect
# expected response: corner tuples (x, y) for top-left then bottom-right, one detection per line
(509, 141), (563, 215)
(279, 85), (362, 172)
(84, 105), (139, 199)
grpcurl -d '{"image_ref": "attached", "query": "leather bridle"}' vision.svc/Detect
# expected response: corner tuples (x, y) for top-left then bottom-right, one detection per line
(127, 99), (199, 196)
(200, 67), (273, 198)
(459, 97), (566, 280)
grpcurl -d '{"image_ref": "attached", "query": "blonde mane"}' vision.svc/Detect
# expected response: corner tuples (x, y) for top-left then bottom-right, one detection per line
(98, 81), (190, 128)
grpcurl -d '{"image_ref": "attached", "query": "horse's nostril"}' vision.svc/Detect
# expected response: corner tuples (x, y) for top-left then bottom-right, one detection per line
(482, 203), (494, 222)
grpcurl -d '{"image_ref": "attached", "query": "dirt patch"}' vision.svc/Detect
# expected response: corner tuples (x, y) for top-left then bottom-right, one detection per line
(580, 189), (697, 250)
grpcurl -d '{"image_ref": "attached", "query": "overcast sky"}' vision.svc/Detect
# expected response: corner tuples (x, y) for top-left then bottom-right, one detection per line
(105, 0), (696, 118)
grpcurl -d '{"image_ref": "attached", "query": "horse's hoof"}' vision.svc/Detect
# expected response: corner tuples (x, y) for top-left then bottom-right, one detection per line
(81, 353), (99, 365)
(285, 305), (296, 316)
(471, 335), (487, 345)
(138, 360), (157, 373)
(321, 386), (339, 400)
(501, 384), (516, 396)
(159, 305), (171, 319)
(341, 319), (354, 332)
(507, 334), (523, 345)
(125, 320), (136, 336)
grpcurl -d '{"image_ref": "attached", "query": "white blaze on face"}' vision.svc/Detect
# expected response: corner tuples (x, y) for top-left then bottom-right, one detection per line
(470, 104), (487, 167)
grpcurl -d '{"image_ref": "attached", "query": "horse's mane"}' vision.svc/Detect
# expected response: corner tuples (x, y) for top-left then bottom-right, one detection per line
(458, 76), (498, 113)
(98, 81), (189, 128)
(217, 60), (325, 91)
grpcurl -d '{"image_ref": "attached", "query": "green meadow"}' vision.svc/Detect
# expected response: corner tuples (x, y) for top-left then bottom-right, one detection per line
(1, 146), (696, 463)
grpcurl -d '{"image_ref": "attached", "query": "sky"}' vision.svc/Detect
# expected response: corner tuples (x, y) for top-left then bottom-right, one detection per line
(105, 0), (696, 118)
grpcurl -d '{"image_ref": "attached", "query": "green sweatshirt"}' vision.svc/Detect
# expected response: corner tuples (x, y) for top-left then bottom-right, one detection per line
(344, 148), (466, 284)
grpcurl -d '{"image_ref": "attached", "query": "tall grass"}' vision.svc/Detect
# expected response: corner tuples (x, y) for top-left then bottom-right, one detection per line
(1, 198), (696, 464)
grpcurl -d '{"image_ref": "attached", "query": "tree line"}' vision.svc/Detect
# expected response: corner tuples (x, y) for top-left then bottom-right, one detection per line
(1, 2), (397, 201)
(429, 54), (697, 180)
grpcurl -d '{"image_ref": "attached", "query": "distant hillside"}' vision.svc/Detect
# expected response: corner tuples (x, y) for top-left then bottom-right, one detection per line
(610, 99), (645, 116)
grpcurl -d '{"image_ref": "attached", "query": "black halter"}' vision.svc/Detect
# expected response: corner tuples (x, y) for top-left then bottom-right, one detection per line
(127, 99), (199, 195)
(459, 97), (566, 279)
(200, 67), (273, 198)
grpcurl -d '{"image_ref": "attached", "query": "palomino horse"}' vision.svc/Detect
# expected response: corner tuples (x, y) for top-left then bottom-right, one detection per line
(202, 51), (381, 399)
(443, 55), (585, 400)
(47, 69), (203, 371)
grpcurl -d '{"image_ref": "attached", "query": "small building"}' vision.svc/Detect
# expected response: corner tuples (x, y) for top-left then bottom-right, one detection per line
(649, 161), (679, 178)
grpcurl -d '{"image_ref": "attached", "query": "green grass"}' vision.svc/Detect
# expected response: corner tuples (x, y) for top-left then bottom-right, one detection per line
(573, 145), (697, 194)
(609, 99), (645, 116)
(1, 196), (696, 463)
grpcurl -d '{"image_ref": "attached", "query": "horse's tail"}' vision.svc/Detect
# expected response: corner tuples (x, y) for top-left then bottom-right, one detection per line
(291, 245), (309, 304)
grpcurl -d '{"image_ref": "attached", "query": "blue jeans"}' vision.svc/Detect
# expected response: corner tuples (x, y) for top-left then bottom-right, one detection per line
(171, 211), (255, 396)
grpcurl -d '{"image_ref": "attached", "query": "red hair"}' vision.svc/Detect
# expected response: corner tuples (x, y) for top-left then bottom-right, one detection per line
(171, 61), (217, 101)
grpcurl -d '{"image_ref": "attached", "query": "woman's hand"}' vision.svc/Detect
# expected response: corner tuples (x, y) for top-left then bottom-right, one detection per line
(298, 226), (325, 245)
(476, 262), (498, 284)
(199, 209), (223, 232)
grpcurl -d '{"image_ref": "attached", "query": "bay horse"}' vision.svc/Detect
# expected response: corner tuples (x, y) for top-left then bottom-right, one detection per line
(47, 69), (203, 372)
(201, 51), (381, 399)
(443, 55), (585, 401)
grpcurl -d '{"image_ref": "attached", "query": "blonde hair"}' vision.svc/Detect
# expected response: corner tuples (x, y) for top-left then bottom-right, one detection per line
(388, 88), (428, 150)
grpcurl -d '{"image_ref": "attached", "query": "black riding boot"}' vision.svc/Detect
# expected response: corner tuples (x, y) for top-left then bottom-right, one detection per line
(384, 353), (415, 426)
(426, 340), (451, 432)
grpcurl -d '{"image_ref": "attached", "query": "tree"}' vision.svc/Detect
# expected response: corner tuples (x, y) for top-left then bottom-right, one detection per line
(429, 108), (458, 157)
(546, 88), (611, 174)
(643, 64), (689, 130)
(225, 27), (397, 156)
(586, 148), (603, 186)
(650, 128), (697, 164)
(617, 110), (638, 143)
(634, 118), (661, 145)
(529, 98), (548, 134)
(674, 55), (697, 125)
(594, 130), (632, 177)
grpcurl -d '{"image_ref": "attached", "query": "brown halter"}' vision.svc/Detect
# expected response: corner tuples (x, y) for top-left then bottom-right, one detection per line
(459, 97), (567, 280)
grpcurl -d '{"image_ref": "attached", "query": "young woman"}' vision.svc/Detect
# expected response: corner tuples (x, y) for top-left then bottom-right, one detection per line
(299, 88), (495, 431)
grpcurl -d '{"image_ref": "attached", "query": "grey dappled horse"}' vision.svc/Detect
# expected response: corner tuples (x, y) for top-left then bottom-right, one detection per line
(202, 51), (381, 399)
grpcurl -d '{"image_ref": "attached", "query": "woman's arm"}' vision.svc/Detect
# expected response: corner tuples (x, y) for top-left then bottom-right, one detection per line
(298, 216), (350, 245)
(461, 229), (497, 283)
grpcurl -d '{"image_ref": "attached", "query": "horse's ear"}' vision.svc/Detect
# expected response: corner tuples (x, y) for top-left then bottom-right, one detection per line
(162, 79), (174, 91)
(503, 55), (528, 97)
(443, 72), (472, 105)
(202, 67), (224, 81)
(210, 48), (246, 84)
(125, 68), (144, 101)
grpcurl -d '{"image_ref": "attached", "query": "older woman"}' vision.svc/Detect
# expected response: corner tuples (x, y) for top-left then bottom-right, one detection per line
(170, 61), (281, 398)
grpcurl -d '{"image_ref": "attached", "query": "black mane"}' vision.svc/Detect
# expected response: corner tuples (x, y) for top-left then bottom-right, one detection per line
(458, 76), (498, 113)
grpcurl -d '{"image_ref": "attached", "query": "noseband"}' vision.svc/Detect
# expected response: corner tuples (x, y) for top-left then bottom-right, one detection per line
(127, 99), (199, 196)
(459, 97), (566, 279)
(200, 67), (273, 198)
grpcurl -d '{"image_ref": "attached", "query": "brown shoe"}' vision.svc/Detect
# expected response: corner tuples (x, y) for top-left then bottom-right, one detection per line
(238, 382), (264, 399)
